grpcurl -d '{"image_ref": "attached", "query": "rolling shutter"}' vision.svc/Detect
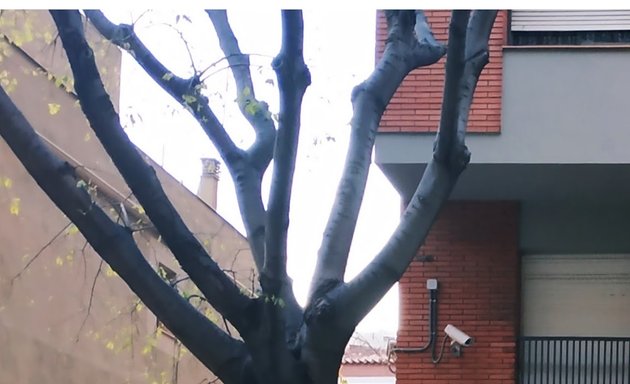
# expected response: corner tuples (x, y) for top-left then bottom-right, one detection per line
(511, 10), (630, 32)
(521, 254), (630, 337)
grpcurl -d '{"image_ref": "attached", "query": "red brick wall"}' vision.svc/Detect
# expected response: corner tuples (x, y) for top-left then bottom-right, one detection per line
(396, 202), (520, 384)
(376, 11), (507, 133)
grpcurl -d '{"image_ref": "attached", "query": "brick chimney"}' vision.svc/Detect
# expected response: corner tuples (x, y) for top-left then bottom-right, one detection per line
(197, 158), (220, 209)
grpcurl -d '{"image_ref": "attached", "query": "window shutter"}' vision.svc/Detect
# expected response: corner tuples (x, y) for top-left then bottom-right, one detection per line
(511, 10), (630, 31)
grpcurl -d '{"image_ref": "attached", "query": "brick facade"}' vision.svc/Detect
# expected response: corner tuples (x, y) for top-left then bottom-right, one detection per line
(396, 202), (520, 384)
(376, 11), (507, 133)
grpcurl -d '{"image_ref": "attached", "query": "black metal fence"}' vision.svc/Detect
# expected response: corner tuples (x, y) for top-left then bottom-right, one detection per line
(519, 337), (630, 384)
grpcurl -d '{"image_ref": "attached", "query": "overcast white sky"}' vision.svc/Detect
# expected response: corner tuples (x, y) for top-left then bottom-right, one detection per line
(104, 9), (400, 334)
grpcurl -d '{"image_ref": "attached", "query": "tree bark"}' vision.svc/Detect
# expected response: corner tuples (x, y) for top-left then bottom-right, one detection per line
(309, 11), (445, 301)
(51, 10), (254, 333)
(328, 10), (498, 329)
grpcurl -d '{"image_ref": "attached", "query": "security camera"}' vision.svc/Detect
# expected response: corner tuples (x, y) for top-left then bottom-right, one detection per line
(444, 324), (474, 346)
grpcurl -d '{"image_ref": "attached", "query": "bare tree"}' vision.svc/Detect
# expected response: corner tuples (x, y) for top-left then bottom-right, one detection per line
(0, 9), (496, 384)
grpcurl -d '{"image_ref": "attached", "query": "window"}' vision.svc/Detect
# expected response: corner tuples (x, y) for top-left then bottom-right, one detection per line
(510, 10), (630, 45)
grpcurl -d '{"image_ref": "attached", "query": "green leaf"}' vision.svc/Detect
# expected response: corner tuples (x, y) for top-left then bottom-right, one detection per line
(245, 101), (261, 116)
(182, 94), (196, 104)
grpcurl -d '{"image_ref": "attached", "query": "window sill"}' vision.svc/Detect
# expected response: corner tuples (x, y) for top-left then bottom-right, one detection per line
(504, 44), (630, 50)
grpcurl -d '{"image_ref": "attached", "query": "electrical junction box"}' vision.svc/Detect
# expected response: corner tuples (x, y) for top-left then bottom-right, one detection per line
(426, 278), (438, 290)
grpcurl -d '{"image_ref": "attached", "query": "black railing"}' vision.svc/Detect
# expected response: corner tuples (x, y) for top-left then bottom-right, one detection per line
(519, 337), (630, 384)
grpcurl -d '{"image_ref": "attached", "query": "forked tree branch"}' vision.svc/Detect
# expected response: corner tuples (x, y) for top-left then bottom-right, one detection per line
(205, 10), (272, 275)
(308, 10), (445, 301)
(0, 87), (251, 383)
(327, 10), (497, 329)
(84, 10), (243, 166)
(88, 10), (269, 272)
(51, 10), (254, 333)
(206, 10), (276, 172)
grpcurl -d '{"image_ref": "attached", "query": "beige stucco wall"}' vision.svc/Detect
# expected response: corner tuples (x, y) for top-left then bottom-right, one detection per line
(0, 10), (254, 383)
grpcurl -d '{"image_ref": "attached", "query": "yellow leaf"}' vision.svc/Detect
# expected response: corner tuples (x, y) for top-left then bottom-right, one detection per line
(66, 224), (79, 235)
(43, 31), (53, 44)
(2, 177), (12, 188)
(55, 256), (63, 266)
(135, 205), (145, 215)
(47, 103), (61, 115)
(105, 265), (118, 277)
(23, 27), (33, 43)
(9, 197), (20, 215)
(141, 345), (152, 355)
(84, 132), (91, 142)
(105, 341), (115, 350)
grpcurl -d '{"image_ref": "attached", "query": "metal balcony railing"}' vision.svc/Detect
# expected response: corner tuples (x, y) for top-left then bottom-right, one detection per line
(519, 336), (630, 384)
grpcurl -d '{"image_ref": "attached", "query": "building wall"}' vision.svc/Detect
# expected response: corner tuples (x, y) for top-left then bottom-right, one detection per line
(376, 10), (507, 134)
(396, 202), (519, 384)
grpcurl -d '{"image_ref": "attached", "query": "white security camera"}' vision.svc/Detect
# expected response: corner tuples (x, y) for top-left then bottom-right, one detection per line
(444, 324), (474, 346)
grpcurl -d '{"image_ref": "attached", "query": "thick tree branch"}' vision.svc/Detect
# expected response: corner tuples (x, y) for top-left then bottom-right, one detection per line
(84, 10), (243, 166)
(262, 10), (311, 295)
(235, 13), (312, 383)
(327, 10), (496, 329)
(0, 87), (252, 383)
(434, 10), (469, 166)
(52, 10), (254, 333)
(206, 11), (307, 341)
(88, 10), (269, 273)
(207, 10), (276, 172)
(455, 10), (497, 148)
(205, 9), (271, 277)
(327, 160), (458, 328)
(309, 10), (445, 301)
